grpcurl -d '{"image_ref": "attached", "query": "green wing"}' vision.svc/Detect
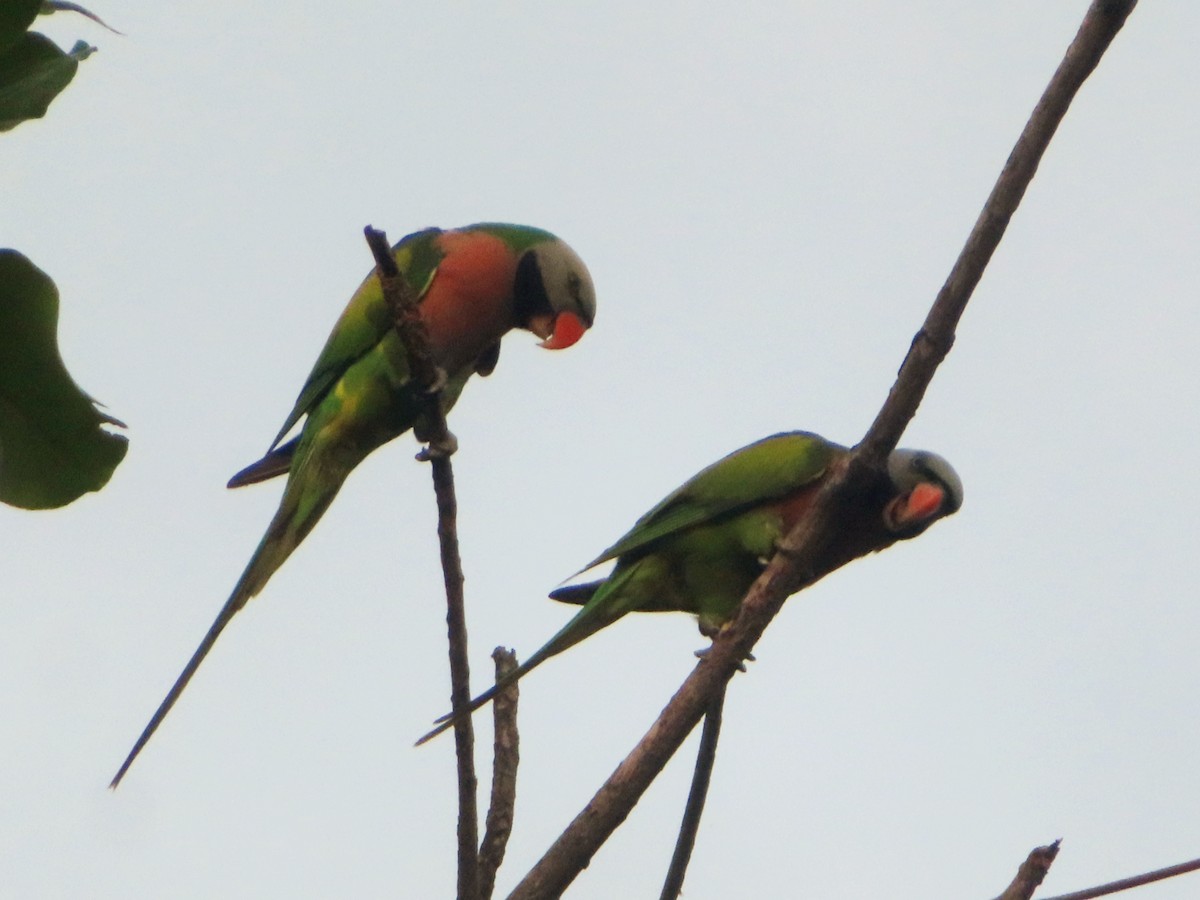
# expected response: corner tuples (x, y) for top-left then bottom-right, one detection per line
(471, 222), (556, 254)
(577, 431), (839, 572)
(267, 227), (446, 450)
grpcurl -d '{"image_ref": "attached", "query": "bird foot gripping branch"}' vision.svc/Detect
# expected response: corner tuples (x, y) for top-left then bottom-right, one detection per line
(764, 540), (817, 579)
(412, 367), (457, 460)
(416, 431), (459, 461)
(421, 364), (450, 395)
(694, 644), (756, 672)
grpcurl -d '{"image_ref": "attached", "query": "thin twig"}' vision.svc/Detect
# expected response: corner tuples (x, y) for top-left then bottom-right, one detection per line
(479, 647), (521, 900)
(995, 842), (1061, 900)
(858, 0), (1139, 465)
(658, 682), (727, 900)
(431, 452), (476, 900)
(506, 3), (1138, 897)
(1040, 855), (1200, 900)
(363, 227), (479, 900)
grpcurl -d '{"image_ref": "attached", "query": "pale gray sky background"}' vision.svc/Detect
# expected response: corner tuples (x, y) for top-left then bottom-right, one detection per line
(4, 3), (1199, 897)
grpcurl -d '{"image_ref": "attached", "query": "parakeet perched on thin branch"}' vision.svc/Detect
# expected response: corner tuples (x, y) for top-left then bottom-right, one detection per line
(112, 223), (596, 787)
(418, 430), (960, 745)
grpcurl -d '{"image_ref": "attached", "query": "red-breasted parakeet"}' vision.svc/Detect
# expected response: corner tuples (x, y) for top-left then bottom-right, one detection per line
(418, 430), (961, 744)
(111, 223), (596, 786)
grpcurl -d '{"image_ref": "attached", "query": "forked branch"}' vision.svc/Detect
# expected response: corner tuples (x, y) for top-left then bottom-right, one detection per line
(507, 2), (1139, 897)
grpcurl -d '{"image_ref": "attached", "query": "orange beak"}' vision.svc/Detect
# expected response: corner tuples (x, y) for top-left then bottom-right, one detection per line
(537, 310), (589, 350)
(885, 482), (946, 531)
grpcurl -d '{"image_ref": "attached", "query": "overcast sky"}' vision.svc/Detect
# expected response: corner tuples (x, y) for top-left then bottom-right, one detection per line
(4, 2), (1200, 898)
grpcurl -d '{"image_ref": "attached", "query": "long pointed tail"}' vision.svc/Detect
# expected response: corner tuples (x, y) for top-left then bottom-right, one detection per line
(110, 456), (348, 788)
(109, 522), (300, 788)
(415, 573), (637, 747)
(109, 585), (249, 788)
(413, 650), (548, 747)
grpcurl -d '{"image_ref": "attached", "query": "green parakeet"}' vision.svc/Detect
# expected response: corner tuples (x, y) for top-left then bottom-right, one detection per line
(111, 223), (596, 787)
(418, 430), (961, 744)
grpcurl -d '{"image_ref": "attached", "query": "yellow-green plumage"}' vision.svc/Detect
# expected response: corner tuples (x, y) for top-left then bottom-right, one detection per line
(111, 223), (596, 787)
(417, 431), (961, 745)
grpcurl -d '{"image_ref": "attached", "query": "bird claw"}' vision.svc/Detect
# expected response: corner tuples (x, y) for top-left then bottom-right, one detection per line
(693, 644), (756, 672)
(416, 431), (459, 461)
(769, 540), (816, 579)
(769, 540), (801, 562)
(423, 366), (450, 395)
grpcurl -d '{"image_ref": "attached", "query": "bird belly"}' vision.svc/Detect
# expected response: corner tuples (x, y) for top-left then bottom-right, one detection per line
(308, 342), (422, 462)
(672, 508), (784, 631)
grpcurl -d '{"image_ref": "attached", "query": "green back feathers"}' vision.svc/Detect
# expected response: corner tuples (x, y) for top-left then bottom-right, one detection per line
(265, 223), (559, 451)
(470, 222), (557, 255)
(578, 432), (839, 572)
(267, 228), (447, 450)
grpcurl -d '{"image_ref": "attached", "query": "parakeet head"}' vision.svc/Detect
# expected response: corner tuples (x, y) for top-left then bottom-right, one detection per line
(882, 448), (963, 535)
(513, 237), (596, 350)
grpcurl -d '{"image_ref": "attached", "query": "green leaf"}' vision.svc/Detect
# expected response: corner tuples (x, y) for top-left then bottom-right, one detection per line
(0, 0), (40, 54)
(0, 31), (93, 132)
(0, 249), (127, 509)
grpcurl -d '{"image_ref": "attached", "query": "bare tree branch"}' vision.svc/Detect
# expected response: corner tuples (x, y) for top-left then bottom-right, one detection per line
(859, 0), (1138, 464)
(480, 648), (521, 900)
(995, 842), (1061, 900)
(1040, 855), (1200, 900)
(658, 682), (727, 900)
(506, 2), (1138, 897)
(363, 227), (479, 900)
